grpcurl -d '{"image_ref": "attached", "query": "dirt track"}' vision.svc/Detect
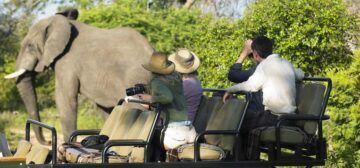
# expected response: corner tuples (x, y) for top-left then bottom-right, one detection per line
(10, 128), (64, 150)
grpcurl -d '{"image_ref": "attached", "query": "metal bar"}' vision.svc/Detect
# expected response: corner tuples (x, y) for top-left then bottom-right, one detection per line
(27, 160), (326, 168)
(102, 140), (147, 163)
(26, 119), (57, 165)
(68, 129), (101, 143)
(144, 107), (161, 163)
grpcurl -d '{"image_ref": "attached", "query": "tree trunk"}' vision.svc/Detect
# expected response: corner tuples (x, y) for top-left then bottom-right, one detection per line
(183, 0), (196, 9)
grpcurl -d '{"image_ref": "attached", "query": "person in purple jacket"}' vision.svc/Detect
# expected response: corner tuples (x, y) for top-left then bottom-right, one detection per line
(169, 49), (202, 122)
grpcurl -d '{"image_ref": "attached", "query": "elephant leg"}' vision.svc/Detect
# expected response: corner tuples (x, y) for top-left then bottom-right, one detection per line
(55, 75), (79, 142)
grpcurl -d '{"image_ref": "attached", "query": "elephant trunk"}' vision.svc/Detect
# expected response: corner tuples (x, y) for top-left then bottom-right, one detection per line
(16, 72), (49, 145)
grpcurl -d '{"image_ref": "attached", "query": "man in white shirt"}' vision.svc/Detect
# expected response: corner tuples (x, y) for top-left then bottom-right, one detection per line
(223, 36), (304, 131)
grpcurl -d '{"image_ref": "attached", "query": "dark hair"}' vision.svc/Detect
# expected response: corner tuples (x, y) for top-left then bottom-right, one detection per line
(251, 36), (273, 59)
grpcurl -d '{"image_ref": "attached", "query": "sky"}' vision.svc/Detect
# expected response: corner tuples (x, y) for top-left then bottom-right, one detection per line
(1, 0), (250, 22)
(36, 3), (61, 21)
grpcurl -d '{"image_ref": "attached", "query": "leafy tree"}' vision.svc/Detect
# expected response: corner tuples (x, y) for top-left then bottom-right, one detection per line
(240, 0), (357, 75)
(78, 1), (359, 166)
(325, 49), (360, 167)
(1, 1), (358, 166)
(0, 0), (58, 111)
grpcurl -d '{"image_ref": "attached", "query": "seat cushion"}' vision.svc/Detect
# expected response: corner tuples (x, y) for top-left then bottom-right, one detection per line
(129, 147), (145, 163)
(13, 140), (32, 157)
(64, 146), (128, 163)
(26, 145), (49, 164)
(177, 143), (226, 161)
(256, 126), (308, 144)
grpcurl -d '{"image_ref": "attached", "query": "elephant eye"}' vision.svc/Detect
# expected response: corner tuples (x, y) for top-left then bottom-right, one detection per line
(27, 43), (36, 52)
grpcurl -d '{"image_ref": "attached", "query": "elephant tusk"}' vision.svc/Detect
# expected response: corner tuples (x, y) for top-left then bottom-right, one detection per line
(4, 69), (26, 79)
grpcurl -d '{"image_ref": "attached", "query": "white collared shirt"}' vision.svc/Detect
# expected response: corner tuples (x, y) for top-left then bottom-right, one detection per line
(227, 54), (304, 114)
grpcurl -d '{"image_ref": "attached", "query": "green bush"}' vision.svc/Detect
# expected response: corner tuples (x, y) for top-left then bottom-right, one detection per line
(0, 0), (358, 166)
(325, 49), (360, 167)
(241, 0), (356, 75)
(0, 55), (22, 111)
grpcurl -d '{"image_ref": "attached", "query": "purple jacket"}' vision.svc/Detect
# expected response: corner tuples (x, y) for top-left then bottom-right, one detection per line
(183, 77), (202, 122)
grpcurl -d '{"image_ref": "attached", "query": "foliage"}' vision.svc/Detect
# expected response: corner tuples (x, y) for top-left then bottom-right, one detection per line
(0, 0), (358, 166)
(241, 0), (357, 75)
(78, 1), (359, 166)
(324, 49), (360, 167)
(0, 0), (60, 111)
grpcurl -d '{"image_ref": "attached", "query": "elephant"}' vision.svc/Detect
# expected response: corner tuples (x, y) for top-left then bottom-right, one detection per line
(5, 13), (154, 144)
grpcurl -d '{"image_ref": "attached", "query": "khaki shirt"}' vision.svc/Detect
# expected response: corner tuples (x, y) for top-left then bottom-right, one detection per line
(149, 72), (187, 123)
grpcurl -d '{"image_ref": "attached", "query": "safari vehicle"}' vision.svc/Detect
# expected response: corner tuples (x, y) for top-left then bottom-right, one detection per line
(0, 77), (331, 168)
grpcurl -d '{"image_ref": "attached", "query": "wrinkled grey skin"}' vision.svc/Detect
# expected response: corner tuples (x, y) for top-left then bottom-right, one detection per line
(12, 15), (153, 144)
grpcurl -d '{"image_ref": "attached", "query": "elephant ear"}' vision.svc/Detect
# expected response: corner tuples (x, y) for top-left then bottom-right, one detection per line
(35, 15), (71, 72)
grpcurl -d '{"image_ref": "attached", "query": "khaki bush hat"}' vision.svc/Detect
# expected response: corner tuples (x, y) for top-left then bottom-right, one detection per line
(168, 48), (200, 74)
(142, 52), (175, 75)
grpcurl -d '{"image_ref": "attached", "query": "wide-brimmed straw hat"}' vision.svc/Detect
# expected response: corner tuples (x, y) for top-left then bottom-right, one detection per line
(168, 48), (200, 74)
(142, 52), (175, 75)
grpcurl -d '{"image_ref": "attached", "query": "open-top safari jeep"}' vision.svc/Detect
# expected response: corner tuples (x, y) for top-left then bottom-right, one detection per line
(0, 77), (331, 168)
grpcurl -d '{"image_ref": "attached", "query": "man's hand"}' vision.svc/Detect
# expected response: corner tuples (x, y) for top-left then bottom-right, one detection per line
(138, 94), (151, 108)
(138, 94), (151, 101)
(223, 92), (232, 103)
(236, 39), (253, 64)
(242, 39), (253, 55)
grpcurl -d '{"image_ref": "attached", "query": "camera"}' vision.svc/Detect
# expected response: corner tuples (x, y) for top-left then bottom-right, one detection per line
(126, 84), (146, 96)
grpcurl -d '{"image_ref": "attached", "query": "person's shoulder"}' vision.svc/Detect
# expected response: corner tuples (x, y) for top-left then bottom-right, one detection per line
(183, 77), (201, 86)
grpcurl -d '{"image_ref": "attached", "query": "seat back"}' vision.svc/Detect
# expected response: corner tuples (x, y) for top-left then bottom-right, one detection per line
(193, 96), (223, 133)
(102, 104), (158, 161)
(100, 105), (132, 137)
(111, 109), (157, 157)
(296, 82), (326, 135)
(205, 97), (247, 151)
(128, 110), (157, 162)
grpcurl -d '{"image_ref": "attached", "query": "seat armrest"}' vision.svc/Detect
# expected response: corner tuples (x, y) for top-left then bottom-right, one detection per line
(102, 139), (148, 163)
(322, 115), (330, 120)
(68, 129), (101, 143)
(104, 139), (147, 147)
(278, 114), (318, 120)
(196, 130), (239, 141)
(277, 114), (330, 127)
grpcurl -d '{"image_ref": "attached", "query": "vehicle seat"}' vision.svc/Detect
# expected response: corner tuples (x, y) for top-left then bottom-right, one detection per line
(177, 96), (248, 161)
(60, 104), (158, 163)
(249, 78), (331, 161)
(0, 138), (49, 165)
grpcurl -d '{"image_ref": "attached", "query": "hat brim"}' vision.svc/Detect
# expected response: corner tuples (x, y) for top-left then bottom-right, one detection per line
(168, 52), (200, 74)
(142, 63), (175, 75)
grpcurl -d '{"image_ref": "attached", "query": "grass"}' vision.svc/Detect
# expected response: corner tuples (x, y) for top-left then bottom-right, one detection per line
(0, 100), (104, 150)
